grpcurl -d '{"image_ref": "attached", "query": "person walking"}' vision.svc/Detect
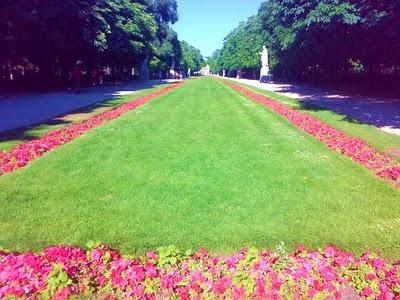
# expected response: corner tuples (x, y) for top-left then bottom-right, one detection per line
(71, 64), (82, 94)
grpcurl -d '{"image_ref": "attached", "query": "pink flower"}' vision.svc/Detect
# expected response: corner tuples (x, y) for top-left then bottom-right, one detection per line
(324, 245), (337, 258)
(0, 244), (399, 299)
(146, 251), (158, 260)
(365, 273), (376, 281)
(255, 277), (266, 297)
(373, 258), (385, 271)
(361, 287), (374, 297)
(320, 266), (336, 281)
(213, 276), (231, 295)
(232, 286), (246, 300)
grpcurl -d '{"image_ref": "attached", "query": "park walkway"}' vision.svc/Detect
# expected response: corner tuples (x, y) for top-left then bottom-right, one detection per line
(227, 78), (400, 136)
(0, 80), (178, 133)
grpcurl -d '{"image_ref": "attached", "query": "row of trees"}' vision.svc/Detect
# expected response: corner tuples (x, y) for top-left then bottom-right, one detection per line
(0, 0), (204, 89)
(208, 0), (400, 83)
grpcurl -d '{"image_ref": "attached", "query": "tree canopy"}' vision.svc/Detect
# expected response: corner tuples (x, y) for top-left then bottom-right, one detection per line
(209, 0), (400, 82)
(180, 41), (204, 73)
(0, 0), (201, 88)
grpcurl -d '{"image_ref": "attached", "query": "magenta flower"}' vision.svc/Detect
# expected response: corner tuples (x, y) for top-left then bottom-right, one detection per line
(1, 244), (400, 299)
(213, 276), (231, 295)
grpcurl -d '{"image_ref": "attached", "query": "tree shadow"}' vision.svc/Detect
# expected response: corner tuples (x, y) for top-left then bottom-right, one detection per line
(0, 80), (171, 150)
(271, 83), (400, 130)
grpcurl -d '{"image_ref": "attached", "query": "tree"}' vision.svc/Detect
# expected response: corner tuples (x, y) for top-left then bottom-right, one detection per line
(208, 50), (223, 74)
(208, 15), (266, 78)
(213, 0), (400, 83)
(99, 0), (157, 67)
(0, 0), (179, 87)
(150, 27), (182, 75)
(258, 0), (360, 80)
(180, 41), (204, 74)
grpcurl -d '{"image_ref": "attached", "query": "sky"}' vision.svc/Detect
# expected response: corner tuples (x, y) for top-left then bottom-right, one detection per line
(172, 0), (265, 58)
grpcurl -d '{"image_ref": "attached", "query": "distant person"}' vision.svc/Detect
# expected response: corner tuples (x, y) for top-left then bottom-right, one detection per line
(90, 69), (97, 86)
(71, 65), (82, 94)
(158, 70), (163, 81)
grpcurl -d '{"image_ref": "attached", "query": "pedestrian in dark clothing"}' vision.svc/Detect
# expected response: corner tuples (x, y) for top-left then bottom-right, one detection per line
(71, 65), (82, 94)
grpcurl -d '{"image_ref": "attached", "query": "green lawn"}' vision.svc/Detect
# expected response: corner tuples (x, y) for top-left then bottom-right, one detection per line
(0, 85), (165, 152)
(232, 80), (400, 153)
(0, 77), (399, 258)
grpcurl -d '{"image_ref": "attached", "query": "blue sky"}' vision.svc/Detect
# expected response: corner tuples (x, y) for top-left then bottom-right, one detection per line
(172, 0), (265, 57)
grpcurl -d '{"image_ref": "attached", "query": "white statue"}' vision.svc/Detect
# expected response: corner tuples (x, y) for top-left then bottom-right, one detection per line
(170, 60), (176, 79)
(222, 69), (226, 77)
(259, 45), (269, 82)
(260, 46), (269, 68)
(200, 65), (210, 76)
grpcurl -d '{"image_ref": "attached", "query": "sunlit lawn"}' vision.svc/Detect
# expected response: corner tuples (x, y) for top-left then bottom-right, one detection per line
(0, 77), (399, 258)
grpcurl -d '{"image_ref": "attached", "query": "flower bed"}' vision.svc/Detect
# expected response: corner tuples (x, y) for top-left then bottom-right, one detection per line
(0, 244), (399, 299)
(225, 81), (400, 188)
(0, 83), (182, 176)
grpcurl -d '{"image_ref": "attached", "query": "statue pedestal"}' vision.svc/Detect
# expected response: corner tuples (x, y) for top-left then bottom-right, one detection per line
(259, 66), (269, 83)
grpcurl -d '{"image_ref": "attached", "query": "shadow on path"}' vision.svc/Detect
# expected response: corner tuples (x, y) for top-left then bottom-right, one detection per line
(0, 80), (178, 149)
(228, 78), (400, 136)
(0, 80), (175, 133)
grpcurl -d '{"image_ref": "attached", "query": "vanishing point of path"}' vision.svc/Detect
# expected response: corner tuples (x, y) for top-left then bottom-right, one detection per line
(0, 77), (399, 258)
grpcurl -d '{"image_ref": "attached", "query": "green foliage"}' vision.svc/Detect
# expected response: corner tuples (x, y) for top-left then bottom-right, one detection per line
(150, 27), (183, 72)
(208, 16), (265, 75)
(156, 246), (192, 268)
(42, 264), (73, 299)
(152, 0), (179, 25)
(181, 41), (204, 73)
(98, 0), (158, 66)
(0, 0), (179, 83)
(258, 0), (362, 79)
(211, 0), (400, 81)
(342, 262), (380, 294)
(231, 248), (259, 295)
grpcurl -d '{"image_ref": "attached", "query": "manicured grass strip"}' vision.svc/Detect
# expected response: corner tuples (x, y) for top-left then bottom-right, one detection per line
(0, 77), (399, 258)
(224, 80), (400, 188)
(0, 85), (168, 152)
(231, 80), (400, 153)
(0, 82), (182, 176)
(1, 244), (399, 299)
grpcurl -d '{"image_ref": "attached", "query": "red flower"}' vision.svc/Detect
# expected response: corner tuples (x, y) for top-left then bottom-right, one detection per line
(213, 276), (231, 295)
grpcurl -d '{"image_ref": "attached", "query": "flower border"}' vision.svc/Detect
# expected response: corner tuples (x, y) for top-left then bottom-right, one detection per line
(224, 81), (400, 188)
(1, 244), (399, 299)
(0, 83), (182, 176)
